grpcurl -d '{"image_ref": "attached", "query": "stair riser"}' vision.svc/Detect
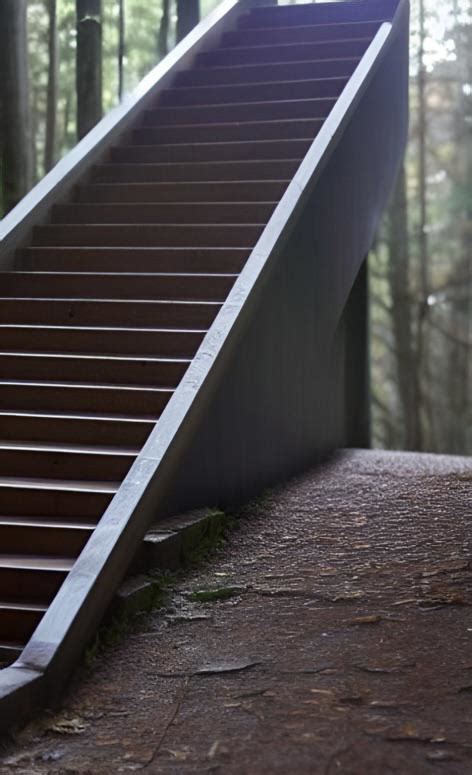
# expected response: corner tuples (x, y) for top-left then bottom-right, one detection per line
(52, 201), (276, 223)
(0, 526), (93, 558)
(239, 1), (396, 27)
(1, 274), (236, 301)
(159, 78), (347, 106)
(0, 608), (44, 642)
(0, 415), (154, 448)
(0, 383), (172, 415)
(32, 224), (263, 248)
(0, 568), (67, 605)
(0, 299), (220, 328)
(0, 645), (21, 665)
(18, 247), (249, 273)
(133, 118), (323, 145)
(0, 355), (188, 387)
(110, 141), (311, 164)
(0, 327), (205, 357)
(92, 162), (299, 185)
(0, 487), (111, 519)
(175, 58), (358, 87)
(197, 39), (369, 67)
(143, 100), (334, 126)
(224, 20), (381, 47)
(0, 449), (134, 482)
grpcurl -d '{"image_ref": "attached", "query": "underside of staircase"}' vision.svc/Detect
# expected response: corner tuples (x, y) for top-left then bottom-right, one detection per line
(0, 0), (408, 730)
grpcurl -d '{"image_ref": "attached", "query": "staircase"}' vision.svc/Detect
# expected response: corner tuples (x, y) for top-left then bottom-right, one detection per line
(0, 0), (408, 727)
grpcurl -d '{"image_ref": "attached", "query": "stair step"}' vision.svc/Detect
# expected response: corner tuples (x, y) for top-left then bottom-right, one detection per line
(52, 201), (277, 223)
(32, 223), (263, 248)
(79, 181), (288, 205)
(0, 642), (22, 665)
(0, 325), (205, 357)
(0, 380), (173, 415)
(18, 246), (249, 273)
(93, 160), (299, 184)
(239, 0), (397, 28)
(197, 38), (369, 68)
(224, 19), (381, 47)
(175, 57), (359, 87)
(0, 352), (190, 387)
(143, 99), (334, 126)
(0, 481), (115, 519)
(0, 411), (155, 447)
(0, 297), (220, 327)
(0, 520), (95, 560)
(0, 600), (48, 642)
(160, 77), (347, 108)
(133, 119), (324, 144)
(0, 271), (236, 301)
(0, 555), (74, 604)
(0, 444), (136, 483)
(110, 139), (312, 164)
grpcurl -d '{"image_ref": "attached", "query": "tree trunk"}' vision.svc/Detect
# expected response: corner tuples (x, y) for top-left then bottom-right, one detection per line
(0, 0), (32, 214)
(415, 0), (432, 450)
(76, 0), (102, 140)
(158, 0), (170, 58)
(388, 166), (422, 450)
(45, 0), (58, 172)
(446, 0), (472, 454)
(118, 0), (125, 100)
(176, 0), (200, 43)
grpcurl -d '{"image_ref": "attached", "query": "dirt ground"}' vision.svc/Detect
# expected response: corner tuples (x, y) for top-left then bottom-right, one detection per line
(1, 449), (472, 774)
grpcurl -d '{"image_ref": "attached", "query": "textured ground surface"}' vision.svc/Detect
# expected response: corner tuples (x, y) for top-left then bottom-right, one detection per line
(1, 449), (472, 774)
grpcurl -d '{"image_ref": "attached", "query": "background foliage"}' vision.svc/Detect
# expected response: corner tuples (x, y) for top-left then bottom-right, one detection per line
(3, 0), (472, 456)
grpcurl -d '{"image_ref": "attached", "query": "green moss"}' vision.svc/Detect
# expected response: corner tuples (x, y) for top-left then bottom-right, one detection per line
(188, 586), (242, 603)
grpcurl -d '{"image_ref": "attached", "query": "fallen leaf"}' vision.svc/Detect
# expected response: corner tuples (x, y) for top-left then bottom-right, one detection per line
(166, 749), (191, 761)
(355, 661), (416, 674)
(391, 598), (416, 606)
(48, 714), (89, 736)
(195, 658), (262, 676)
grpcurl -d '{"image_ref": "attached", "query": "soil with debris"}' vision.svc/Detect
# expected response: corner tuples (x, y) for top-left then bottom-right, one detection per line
(1, 449), (472, 774)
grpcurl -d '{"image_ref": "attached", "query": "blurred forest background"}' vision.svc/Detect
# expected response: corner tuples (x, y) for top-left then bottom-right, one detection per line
(0, 0), (470, 455)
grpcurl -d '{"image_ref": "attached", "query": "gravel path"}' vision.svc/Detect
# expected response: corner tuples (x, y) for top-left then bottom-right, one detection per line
(1, 449), (472, 774)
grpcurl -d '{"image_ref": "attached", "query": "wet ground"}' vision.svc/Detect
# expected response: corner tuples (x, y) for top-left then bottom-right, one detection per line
(1, 449), (472, 774)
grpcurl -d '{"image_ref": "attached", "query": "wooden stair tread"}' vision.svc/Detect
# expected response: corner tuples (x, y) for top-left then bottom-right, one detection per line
(0, 517), (96, 530)
(0, 555), (75, 571)
(0, 478), (120, 493)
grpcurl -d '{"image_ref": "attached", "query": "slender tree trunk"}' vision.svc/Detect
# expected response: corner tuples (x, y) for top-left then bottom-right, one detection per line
(158, 0), (171, 58)
(415, 0), (432, 450)
(76, 0), (102, 140)
(388, 166), (422, 450)
(118, 0), (125, 100)
(0, 0), (32, 214)
(45, 0), (58, 172)
(447, 0), (472, 453)
(176, 0), (200, 43)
